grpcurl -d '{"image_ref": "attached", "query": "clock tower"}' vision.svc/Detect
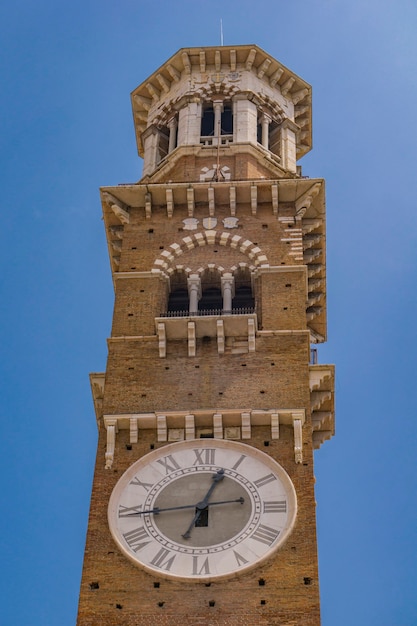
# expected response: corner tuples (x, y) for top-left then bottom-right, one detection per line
(77, 45), (335, 625)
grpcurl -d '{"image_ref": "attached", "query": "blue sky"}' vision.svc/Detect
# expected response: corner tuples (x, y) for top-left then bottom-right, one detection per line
(1, 1), (417, 624)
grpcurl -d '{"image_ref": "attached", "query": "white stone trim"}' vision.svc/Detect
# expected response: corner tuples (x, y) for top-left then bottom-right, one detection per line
(102, 409), (305, 466)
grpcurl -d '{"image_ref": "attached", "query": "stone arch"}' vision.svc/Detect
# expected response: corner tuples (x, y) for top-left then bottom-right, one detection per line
(151, 231), (269, 277)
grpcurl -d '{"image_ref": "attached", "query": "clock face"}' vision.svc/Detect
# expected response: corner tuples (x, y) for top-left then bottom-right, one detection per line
(108, 440), (297, 581)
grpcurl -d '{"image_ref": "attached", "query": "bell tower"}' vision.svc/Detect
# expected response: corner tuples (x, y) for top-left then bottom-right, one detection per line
(77, 45), (335, 626)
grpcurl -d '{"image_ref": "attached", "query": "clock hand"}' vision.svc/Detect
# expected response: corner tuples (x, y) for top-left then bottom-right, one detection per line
(126, 497), (245, 516)
(182, 468), (225, 539)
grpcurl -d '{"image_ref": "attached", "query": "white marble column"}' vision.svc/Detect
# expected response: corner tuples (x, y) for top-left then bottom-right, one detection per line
(167, 116), (177, 153)
(187, 274), (201, 313)
(221, 273), (234, 313)
(261, 113), (272, 149)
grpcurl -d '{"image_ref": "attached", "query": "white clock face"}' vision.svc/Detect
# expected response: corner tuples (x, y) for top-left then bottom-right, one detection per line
(108, 440), (297, 581)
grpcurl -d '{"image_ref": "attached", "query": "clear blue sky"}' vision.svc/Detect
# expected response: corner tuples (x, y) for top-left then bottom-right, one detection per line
(1, 1), (417, 624)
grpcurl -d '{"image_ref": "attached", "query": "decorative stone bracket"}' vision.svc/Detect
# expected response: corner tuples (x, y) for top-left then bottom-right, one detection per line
(309, 364), (335, 449)
(103, 408), (305, 469)
(104, 418), (118, 470)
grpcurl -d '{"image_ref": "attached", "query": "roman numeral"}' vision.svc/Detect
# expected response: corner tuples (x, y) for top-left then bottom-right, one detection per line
(232, 454), (246, 471)
(192, 555), (210, 576)
(123, 527), (151, 552)
(150, 547), (176, 571)
(263, 500), (287, 513)
(130, 476), (153, 492)
(118, 504), (143, 517)
(254, 473), (277, 488)
(251, 524), (280, 546)
(233, 550), (249, 567)
(156, 454), (181, 474)
(193, 448), (216, 465)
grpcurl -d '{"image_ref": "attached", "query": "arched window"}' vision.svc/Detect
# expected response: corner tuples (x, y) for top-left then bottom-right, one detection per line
(167, 271), (189, 312)
(201, 105), (215, 137)
(232, 268), (254, 311)
(221, 104), (233, 135)
(199, 269), (222, 312)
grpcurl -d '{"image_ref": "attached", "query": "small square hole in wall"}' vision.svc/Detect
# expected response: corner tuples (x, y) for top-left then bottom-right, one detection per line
(150, 444), (155, 450)
(141, 393), (147, 398)
(140, 289), (145, 293)
(128, 313), (134, 317)
(178, 228), (183, 232)
(209, 601), (215, 607)
(159, 246), (164, 250)
(89, 582), (99, 590)
(264, 441), (270, 447)
(131, 267), (136, 270)
(148, 228), (154, 233)
(131, 246), (137, 249)
(304, 577), (312, 585)
(116, 604), (123, 610)
(258, 578), (265, 586)
(260, 390), (265, 394)
(158, 602), (164, 607)
(126, 444), (132, 451)
(154, 582), (160, 588)
(195, 365), (200, 368)
(197, 428), (214, 438)
(285, 283), (292, 287)
(270, 362), (275, 366)
(283, 307), (288, 310)
(165, 366), (170, 370)
(262, 224), (268, 229)
(260, 600), (266, 605)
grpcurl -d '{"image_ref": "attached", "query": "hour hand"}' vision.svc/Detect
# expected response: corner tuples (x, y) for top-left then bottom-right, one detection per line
(181, 469), (225, 539)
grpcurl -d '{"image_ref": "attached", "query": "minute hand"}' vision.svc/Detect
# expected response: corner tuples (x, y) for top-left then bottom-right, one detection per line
(127, 497), (244, 516)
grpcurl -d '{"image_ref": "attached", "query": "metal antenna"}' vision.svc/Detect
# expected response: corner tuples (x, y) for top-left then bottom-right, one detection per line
(220, 19), (224, 46)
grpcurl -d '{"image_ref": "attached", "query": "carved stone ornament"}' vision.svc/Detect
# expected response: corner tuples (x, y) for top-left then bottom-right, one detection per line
(203, 217), (217, 229)
(200, 165), (231, 182)
(182, 218), (199, 230)
(223, 217), (239, 229)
